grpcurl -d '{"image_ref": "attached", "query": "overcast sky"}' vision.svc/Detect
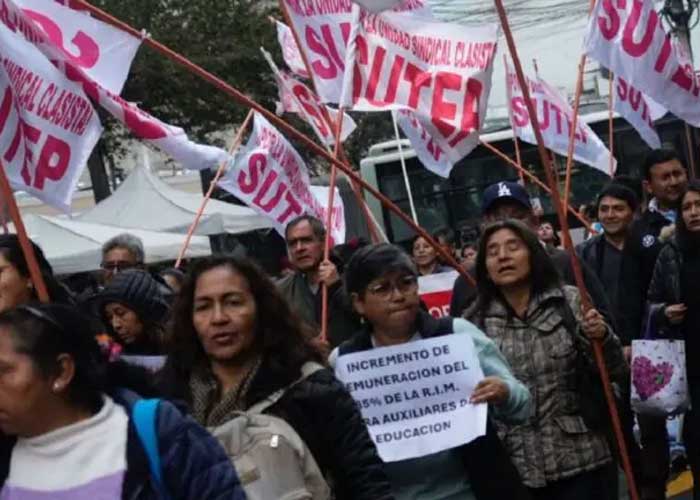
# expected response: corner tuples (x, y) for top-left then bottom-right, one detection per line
(427, 0), (700, 111)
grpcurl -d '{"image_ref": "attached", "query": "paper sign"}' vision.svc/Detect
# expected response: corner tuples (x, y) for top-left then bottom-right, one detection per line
(506, 61), (616, 176)
(418, 271), (458, 318)
(584, 0), (700, 127)
(342, 9), (498, 165)
(121, 355), (166, 372)
(335, 335), (487, 462)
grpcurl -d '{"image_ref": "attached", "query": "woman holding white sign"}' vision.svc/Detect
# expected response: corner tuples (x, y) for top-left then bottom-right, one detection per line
(464, 220), (627, 500)
(331, 243), (532, 500)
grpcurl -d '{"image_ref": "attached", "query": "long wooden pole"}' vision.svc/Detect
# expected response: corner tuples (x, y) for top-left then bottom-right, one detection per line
(562, 57), (587, 209)
(494, 3), (639, 500)
(391, 110), (419, 224)
(0, 162), (49, 302)
(608, 75), (616, 177)
(174, 110), (254, 268)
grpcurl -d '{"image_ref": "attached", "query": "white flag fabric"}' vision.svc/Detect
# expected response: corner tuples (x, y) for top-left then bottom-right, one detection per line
(1, 0), (229, 171)
(342, 9), (498, 165)
(218, 113), (345, 244)
(275, 20), (310, 78)
(613, 76), (664, 149)
(505, 61), (616, 176)
(0, 22), (102, 210)
(395, 110), (454, 178)
(352, 0), (402, 13)
(584, 0), (700, 127)
(280, 0), (433, 103)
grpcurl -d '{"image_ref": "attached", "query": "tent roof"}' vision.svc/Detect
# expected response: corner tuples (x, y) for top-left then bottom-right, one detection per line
(19, 214), (212, 275)
(77, 166), (272, 235)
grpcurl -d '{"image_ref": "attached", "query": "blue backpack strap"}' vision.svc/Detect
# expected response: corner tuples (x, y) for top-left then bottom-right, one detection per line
(132, 399), (170, 499)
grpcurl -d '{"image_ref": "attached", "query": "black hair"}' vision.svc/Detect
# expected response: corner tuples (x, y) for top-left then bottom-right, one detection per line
(344, 244), (417, 297)
(0, 235), (72, 305)
(0, 304), (155, 414)
(284, 214), (326, 241)
(159, 256), (323, 403)
(474, 220), (561, 313)
(676, 180), (700, 252)
(642, 149), (685, 181)
(596, 183), (639, 212)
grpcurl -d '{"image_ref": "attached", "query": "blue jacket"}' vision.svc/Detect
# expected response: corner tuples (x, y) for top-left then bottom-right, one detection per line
(0, 390), (246, 500)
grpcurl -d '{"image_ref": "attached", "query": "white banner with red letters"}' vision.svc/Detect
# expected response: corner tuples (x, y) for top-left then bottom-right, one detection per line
(281, 0), (432, 103)
(418, 270), (458, 319)
(613, 76), (664, 149)
(1, 0), (229, 171)
(505, 61), (615, 175)
(341, 9), (498, 165)
(276, 20), (310, 79)
(13, 0), (141, 94)
(395, 109), (454, 178)
(0, 22), (101, 210)
(584, 0), (700, 127)
(218, 112), (345, 243)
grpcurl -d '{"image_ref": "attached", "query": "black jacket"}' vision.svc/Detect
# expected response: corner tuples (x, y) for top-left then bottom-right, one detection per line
(618, 209), (673, 344)
(450, 247), (614, 326)
(337, 312), (532, 500)
(243, 359), (394, 500)
(0, 390), (245, 500)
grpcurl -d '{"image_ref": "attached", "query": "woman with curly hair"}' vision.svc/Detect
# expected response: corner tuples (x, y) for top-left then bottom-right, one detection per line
(156, 256), (392, 500)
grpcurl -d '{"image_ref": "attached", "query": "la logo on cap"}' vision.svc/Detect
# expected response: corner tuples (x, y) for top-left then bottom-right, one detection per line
(498, 182), (512, 197)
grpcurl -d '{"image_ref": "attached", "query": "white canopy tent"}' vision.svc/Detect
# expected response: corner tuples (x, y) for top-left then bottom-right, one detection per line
(77, 166), (273, 235)
(16, 214), (212, 275)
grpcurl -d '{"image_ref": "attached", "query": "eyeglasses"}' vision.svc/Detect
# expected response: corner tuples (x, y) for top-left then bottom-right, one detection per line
(366, 275), (418, 299)
(100, 261), (136, 272)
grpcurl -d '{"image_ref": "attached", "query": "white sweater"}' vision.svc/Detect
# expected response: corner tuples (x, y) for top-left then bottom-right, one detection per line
(1, 395), (129, 499)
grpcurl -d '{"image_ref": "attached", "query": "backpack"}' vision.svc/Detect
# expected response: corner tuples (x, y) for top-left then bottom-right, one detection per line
(209, 362), (332, 500)
(132, 398), (171, 500)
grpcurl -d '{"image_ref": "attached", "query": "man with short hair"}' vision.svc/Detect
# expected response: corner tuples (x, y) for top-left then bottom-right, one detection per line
(618, 149), (688, 500)
(101, 233), (145, 284)
(278, 214), (360, 347)
(577, 183), (639, 330)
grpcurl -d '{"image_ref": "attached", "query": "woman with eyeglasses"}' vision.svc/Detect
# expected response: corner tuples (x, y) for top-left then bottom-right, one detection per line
(0, 235), (72, 313)
(463, 220), (627, 500)
(0, 303), (245, 499)
(156, 256), (393, 500)
(330, 243), (532, 500)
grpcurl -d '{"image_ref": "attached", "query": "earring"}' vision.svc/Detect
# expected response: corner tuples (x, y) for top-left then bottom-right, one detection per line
(52, 382), (61, 392)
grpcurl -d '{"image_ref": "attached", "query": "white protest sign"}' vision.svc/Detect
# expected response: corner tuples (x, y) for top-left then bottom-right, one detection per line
(13, 0), (141, 94)
(281, 0), (433, 103)
(613, 76), (663, 149)
(121, 355), (166, 372)
(395, 109), (454, 178)
(218, 112), (345, 244)
(506, 61), (615, 176)
(276, 20), (310, 78)
(342, 10), (498, 165)
(584, 0), (700, 127)
(0, 0), (229, 172)
(0, 22), (102, 210)
(335, 335), (487, 462)
(418, 270), (458, 318)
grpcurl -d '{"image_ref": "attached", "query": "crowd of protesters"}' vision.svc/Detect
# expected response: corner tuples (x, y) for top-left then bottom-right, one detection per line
(0, 148), (695, 500)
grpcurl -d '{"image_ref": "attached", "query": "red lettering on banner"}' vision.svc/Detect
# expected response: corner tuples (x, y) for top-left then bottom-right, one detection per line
(403, 62), (432, 108)
(431, 72), (460, 138)
(305, 22), (350, 80)
(18, 122), (40, 185)
(277, 190), (303, 222)
(0, 85), (13, 131)
(292, 83), (330, 138)
(253, 170), (286, 211)
(33, 135), (70, 189)
(621, 0), (657, 57)
(512, 96), (528, 127)
(238, 153), (265, 194)
(597, 0), (621, 40)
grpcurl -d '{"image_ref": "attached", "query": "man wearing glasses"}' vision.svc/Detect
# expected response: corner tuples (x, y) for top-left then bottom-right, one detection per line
(100, 234), (145, 284)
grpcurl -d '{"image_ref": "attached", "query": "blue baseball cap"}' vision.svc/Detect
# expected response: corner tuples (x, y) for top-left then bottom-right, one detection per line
(481, 181), (532, 214)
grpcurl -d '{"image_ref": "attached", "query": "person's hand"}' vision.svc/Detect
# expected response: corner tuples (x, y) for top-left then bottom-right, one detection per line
(318, 260), (340, 287)
(582, 308), (607, 340)
(310, 336), (331, 358)
(665, 304), (687, 325)
(471, 377), (510, 405)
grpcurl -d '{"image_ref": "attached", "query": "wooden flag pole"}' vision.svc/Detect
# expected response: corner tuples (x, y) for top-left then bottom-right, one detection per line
(0, 161), (49, 302)
(174, 110), (254, 269)
(72, 0), (474, 286)
(608, 75), (616, 177)
(494, 2), (639, 499)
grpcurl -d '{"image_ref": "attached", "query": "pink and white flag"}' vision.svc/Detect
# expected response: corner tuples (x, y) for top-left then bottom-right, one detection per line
(275, 20), (310, 78)
(418, 270), (458, 318)
(1, 0), (229, 171)
(613, 76), (664, 149)
(505, 61), (616, 175)
(342, 9), (498, 165)
(395, 110), (454, 178)
(280, 0), (433, 103)
(218, 112), (345, 243)
(584, 0), (700, 127)
(0, 22), (102, 210)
